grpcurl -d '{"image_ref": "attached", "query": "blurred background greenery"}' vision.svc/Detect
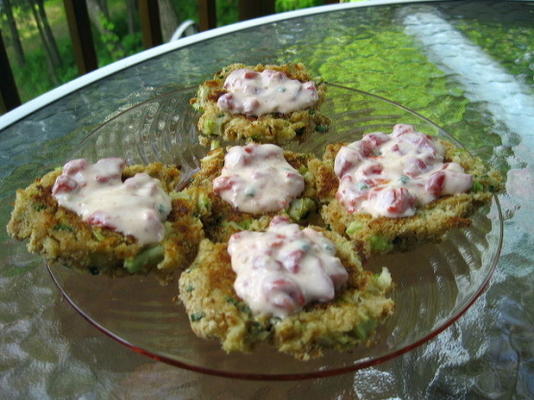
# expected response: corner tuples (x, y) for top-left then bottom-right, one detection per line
(2, 0), (530, 106)
(1, 0), (354, 102)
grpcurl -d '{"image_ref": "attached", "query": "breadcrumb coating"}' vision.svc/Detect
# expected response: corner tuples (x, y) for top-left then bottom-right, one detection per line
(311, 138), (503, 258)
(7, 162), (204, 283)
(190, 63), (330, 147)
(179, 146), (322, 242)
(178, 229), (394, 360)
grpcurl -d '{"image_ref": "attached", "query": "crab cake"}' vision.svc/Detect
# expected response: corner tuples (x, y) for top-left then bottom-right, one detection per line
(310, 124), (503, 258)
(7, 159), (204, 282)
(179, 143), (321, 242)
(190, 63), (330, 147)
(178, 218), (394, 360)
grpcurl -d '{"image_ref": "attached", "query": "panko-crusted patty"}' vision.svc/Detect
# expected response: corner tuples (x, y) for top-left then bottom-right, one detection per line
(190, 63), (330, 147)
(178, 146), (322, 242)
(310, 138), (503, 258)
(178, 229), (394, 360)
(7, 162), (204, 282)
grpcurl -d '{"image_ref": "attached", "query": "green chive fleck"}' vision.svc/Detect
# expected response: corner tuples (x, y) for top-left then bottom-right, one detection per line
(226, 297), (240, 306)
(346, 221), (364, 236)
(357, 182), (370, 191)
(33, 203), (46, 211)
(244, 187), (256, 197)
(190, 312), (205, 322)
(53, 223), (74, 233)
(315, 125), (328, 133)
(472, 181), (484, 193)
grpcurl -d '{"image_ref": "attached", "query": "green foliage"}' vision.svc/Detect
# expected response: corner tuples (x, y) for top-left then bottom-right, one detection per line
(2, 0), (146, 100)
(11, 35), (77, 102)
(92, 11), (143, 67)
(276, 0), (324, 12)
(216, 0), (239, 26)
(171, 0), (198, 23)
(3, 0), (333, 102)
(98, 15), (126, 60)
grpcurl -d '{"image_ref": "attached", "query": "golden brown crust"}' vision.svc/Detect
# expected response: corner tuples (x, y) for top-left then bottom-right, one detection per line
(180, 146), (321, 242)
(315, 138), (503, 258)
(6, 163), (204, 282)
(191, 63), (330, 147)
(178, 228), (394, 360)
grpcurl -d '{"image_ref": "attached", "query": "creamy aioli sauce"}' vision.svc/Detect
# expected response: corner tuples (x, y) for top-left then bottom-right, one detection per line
(212, 144), (305, 214)
(217, 68), (319, 116)
(228, 216), (348, 317)
(52, 158), (171, 245)
(335, 124), (473, 217)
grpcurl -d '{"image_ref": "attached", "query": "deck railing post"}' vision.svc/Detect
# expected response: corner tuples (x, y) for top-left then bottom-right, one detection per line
(63, 0), (98, 75)
(198, 0), (217, 31)
(238, 0), (275, 21)
(139, 0), (163, 48)
(0, 29), (21, 114)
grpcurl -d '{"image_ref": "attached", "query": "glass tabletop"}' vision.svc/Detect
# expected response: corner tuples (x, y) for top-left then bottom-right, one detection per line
(1, 1), (532, 398)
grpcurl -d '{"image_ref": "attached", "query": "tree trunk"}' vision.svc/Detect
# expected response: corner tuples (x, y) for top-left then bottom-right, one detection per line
(35, 0), (62, 67)
(28, 0), (58, 84)
(3, 0), (26, 66)
(86, 0), (114, 36)
(158, 0), (179, 42)
(86, 0), (124, 54)
(126, 0), (137, 35)
(97, 0), (110, 19)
